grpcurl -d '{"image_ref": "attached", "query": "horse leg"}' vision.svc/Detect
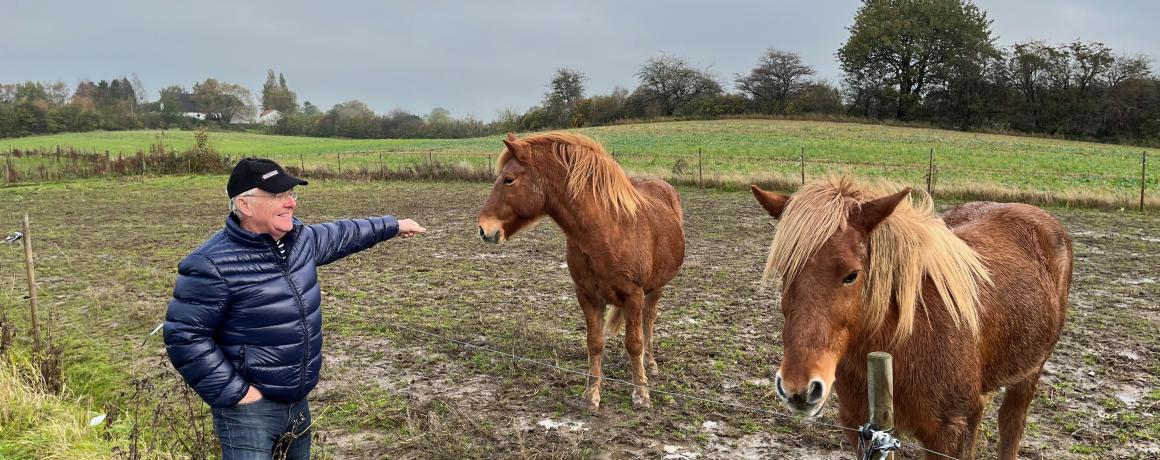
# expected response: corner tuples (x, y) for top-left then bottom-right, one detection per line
(998, 372), (1042, 460)
(576, 288), (606, 412)
(620, 289), (650, 409)
(643, 288), (663, 376)
(961, 392), (993, 459)
(915, 416), (969, 460)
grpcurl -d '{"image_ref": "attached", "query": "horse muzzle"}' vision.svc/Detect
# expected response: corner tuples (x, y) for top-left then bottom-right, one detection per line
(479, 226), (503, 244)
(775, 372), (828, 417)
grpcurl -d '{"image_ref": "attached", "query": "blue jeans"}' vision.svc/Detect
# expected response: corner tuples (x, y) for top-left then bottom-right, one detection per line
(211, 397), (312, 460)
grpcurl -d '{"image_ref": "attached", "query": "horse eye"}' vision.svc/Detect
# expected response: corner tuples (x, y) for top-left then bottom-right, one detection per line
(503, 177), (515, 185)
(842, 272), (858, 285)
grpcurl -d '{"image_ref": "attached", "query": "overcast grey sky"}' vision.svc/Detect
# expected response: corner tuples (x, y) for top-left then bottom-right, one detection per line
(2, 0), (1156, 120)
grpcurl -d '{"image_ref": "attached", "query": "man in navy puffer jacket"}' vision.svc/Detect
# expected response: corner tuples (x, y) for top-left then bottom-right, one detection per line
(164, 158), (425, 459)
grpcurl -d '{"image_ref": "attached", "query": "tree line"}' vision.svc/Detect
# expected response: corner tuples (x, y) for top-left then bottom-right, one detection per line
(2, 0), (1157, 145)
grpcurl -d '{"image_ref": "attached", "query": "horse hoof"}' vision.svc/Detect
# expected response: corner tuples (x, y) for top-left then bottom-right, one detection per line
(582, 389), (601, 411)
(647, 361), (659, 376)
(632, 391), (652, 410)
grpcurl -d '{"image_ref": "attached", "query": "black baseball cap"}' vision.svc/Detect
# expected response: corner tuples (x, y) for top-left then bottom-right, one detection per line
(227, 158), (308, 198)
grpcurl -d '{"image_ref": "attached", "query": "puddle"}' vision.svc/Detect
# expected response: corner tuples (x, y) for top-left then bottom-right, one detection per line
(1114, 384), (1147, 406)
(536, 417), (588, 432)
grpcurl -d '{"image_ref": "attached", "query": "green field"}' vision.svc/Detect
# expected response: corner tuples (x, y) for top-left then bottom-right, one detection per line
(1, 177), (1157, 458)
(1, 120), (1155, 205)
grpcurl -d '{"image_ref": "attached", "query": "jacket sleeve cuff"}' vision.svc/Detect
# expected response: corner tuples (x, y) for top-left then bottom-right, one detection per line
(377, 216), (399, 241)
(221, 383), (250, 407)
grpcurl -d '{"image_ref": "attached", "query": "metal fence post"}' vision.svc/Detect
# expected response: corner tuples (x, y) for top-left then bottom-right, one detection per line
(926, 148), (934, 195)
(800, 147), (806, 186)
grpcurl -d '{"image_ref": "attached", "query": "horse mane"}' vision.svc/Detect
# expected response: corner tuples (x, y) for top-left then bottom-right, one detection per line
(500, 132), (644, 218)
(763, 176), (990, 342)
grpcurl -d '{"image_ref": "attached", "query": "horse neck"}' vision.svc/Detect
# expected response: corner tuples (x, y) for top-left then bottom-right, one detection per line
(546, 189), (615, 246)
(540, 172), (627, 248)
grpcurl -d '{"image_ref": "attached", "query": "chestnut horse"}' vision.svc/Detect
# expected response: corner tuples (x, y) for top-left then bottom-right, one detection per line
(478, 132), (685, 410)
(751, 176), (1072, 459)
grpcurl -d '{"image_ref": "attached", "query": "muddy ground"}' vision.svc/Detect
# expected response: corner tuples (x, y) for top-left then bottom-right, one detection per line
(0, 177), (1156, 459)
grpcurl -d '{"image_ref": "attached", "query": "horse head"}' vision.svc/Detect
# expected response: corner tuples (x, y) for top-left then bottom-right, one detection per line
(751, 183), (910, 416)
(478, 133), (549, 243)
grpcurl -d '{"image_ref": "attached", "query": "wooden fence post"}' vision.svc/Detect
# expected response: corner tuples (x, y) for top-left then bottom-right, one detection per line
(22, 215), (41, 353)
(300, 152), (305, 173)
(1142, 151), (1148, 212)
(867, 351), (894, 459)
(379, 151), (385, 179)
(337, 152), (342, 173)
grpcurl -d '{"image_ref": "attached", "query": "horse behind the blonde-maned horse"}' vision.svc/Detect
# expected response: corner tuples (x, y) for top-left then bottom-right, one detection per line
(751, 177), (1072, 460)
(477, 132), (685, 411)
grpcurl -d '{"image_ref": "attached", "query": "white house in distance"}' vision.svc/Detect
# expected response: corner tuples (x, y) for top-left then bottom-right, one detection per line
(161, 93), (281, 125)
(230, 108), (282, 126)
(162, 93), (218, 121)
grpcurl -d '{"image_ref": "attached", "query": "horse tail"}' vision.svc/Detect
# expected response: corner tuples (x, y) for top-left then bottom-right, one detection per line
(604, 305), (625, 337)
(1037, 218), (1074, 315)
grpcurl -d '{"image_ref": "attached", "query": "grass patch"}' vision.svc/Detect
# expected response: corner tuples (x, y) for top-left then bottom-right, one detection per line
(0, 348), (121, 459)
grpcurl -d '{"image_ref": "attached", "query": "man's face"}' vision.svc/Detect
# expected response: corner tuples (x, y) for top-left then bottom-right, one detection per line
(238, 189), (297, 239)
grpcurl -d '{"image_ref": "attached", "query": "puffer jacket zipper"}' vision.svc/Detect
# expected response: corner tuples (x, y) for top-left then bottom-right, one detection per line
(238, 345), (248, 376)
(268, 237), (310, 399)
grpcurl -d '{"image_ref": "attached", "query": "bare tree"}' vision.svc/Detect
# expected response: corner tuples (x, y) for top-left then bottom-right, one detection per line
(131, 73), (148, 105)
(735, 48), (815, 113)
(1105, 54), (1153, 87)
(636, 54), (722, 116)
(493, 106), (522, 133)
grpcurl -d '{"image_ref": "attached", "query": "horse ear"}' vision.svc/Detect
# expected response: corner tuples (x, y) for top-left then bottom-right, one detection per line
(750, 185), (790, 219)
(502, 134), (527, 162)
(854, 187), (911, 233)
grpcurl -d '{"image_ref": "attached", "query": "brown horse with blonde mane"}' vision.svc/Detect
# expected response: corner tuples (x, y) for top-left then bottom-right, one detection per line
(478, 132), (685, 410)
(751, 176), (1072, 459)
